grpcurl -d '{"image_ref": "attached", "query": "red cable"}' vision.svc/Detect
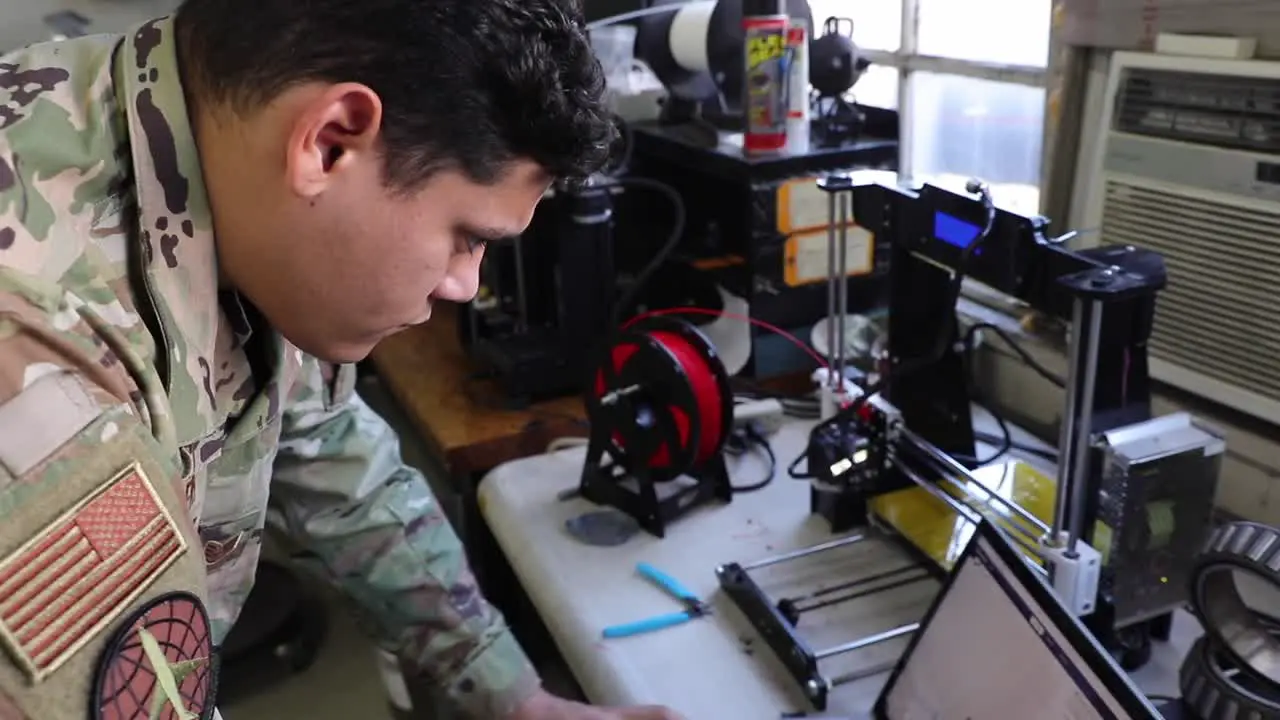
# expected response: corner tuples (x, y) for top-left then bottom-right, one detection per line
(599, 307), (830, 470)
(623, 306), (830, 370)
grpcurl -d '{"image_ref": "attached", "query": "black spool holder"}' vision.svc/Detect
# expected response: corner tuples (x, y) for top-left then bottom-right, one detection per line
(579, 317), (734, 538)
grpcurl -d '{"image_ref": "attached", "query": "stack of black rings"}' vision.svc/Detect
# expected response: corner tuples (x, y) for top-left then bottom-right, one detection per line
(1181, 521), (1280, 719)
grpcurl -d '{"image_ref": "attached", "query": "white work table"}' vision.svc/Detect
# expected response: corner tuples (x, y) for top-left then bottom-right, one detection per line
(477, 420), (1192, 719)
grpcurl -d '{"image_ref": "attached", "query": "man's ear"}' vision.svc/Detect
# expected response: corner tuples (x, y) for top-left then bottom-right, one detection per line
(285, 83), (383, 198)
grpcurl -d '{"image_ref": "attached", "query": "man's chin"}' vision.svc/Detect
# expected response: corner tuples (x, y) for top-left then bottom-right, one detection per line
(284, 320), (428, 364)
(286, 334), (378, 365)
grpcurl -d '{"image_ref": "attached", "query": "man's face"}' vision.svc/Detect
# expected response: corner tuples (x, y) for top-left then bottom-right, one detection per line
(200, 83), (551, 363)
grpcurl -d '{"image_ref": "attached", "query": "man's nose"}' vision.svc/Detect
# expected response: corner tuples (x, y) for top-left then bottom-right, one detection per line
(433, 265), (481, 303)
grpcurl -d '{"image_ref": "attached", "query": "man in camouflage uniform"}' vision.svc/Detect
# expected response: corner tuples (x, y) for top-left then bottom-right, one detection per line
(0, 0), (681, 718)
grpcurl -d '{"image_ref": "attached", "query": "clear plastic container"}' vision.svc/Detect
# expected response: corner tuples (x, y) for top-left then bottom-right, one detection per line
(590, 25), (638, 82)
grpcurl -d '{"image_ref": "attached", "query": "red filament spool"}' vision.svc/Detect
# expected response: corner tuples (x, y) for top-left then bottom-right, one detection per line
(590, 318), (733, 472)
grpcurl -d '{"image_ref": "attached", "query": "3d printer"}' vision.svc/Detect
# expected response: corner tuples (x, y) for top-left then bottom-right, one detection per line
(717, 175), (1227, 710)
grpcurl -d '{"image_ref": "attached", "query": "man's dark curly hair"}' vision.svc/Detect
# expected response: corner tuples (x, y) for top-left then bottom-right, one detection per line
(174, 0), (613, 188)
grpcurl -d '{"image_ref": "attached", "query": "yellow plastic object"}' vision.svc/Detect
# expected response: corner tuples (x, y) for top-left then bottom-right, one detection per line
(870, 460), (1058, 570)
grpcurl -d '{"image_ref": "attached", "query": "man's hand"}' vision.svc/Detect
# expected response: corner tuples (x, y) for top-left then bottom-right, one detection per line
(507, 688), (685, 720)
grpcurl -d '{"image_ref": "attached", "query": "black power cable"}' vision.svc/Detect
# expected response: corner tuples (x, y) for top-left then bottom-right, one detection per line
(954, 321), (1064, 466)
(725, 423), (777, 494)
(608, 176), (686, 328)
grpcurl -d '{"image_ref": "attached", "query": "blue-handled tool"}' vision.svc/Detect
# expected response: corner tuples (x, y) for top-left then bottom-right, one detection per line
(601, 562), (710, 639)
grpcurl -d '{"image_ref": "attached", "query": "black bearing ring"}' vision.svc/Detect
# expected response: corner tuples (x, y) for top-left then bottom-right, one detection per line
(1188, 521), (1280, 688)
(1180, 625), (1280, 720)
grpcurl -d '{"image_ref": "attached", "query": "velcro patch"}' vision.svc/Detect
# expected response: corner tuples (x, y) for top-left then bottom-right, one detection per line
(0, 371), (102, 478)
(91, 592), (216, 720)
(0, 463), (188, 682)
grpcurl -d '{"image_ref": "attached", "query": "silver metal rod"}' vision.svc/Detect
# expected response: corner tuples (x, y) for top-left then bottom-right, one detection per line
(1065, 300), (1104, 550)
(787, 564), (922, 604)
(826, 191), (839, 388)
(892, 457), (982, 525)
(1051, 298), (1086, 539)
(513, 234), (529, 332)
(835, 192), (850, 379)
(899, 428), (1050, 535)
(739, 533), (868, 572)
(828, 659), (897, 687)
(815, 622), (919, 660)
(935, 471), (1050, 537)
(891, 457), (1048, 570)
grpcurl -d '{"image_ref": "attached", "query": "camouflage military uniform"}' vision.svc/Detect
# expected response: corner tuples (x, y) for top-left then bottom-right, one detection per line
(0, 16), (537, 719)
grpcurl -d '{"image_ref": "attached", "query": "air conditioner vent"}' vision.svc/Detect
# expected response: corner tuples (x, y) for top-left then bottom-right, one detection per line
(1114, 68), (1280, 152)
(1100, 180), (1280, 405)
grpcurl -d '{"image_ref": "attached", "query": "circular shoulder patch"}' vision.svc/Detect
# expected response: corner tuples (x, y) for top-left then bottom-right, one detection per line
(92, 592), (218, 720)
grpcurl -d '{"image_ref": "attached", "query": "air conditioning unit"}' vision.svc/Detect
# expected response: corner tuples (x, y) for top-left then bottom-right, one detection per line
(1080, 50), (1280, 427)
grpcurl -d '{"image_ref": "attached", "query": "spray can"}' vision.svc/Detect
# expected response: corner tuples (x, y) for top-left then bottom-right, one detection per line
(785, 18), (810, 154)
(742, 0), (789, 154)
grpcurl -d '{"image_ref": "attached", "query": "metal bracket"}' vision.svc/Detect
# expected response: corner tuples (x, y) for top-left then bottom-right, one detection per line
(1041, 532), (1102, 617)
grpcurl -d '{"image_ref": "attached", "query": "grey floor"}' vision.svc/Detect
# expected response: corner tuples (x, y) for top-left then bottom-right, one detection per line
(218, 380), (1195, 719)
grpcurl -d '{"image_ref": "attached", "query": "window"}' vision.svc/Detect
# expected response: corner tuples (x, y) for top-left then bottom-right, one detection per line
(917, 0), (1052, 68)
(808, 0), (902, 53)
(854, 65), (900, 110)
(811, 0), (1054, 213)
(909, 73), (1046, 214)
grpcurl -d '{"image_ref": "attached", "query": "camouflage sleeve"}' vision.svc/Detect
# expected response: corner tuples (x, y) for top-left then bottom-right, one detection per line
(0, 285), (210, 719)
(269, 358), (540, 719)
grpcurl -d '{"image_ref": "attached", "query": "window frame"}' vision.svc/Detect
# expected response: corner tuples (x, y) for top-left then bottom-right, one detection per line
(843, 0), (1052, 177)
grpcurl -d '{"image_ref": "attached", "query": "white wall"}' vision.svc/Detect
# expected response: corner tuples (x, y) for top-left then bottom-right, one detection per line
(1, 0), (179, 54)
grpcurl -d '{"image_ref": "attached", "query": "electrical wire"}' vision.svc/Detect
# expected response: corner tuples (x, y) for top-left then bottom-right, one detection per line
(725, 423), (776, 493)
(610, 176), (687, 327)
(954, 320), (1065, 465)
(585, 5), (684, 30)
(624, 306), (830, 370)
(963, 321), (1065, 389)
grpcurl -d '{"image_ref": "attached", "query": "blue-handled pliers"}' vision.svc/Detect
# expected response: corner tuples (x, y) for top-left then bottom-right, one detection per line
(601, 562), (711, 639)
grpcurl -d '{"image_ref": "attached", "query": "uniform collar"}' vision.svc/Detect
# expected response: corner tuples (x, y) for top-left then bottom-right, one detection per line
(118, 16), (224, 447)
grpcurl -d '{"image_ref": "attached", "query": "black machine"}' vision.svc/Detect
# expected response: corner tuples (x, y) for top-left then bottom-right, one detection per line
(459, 177), (622, 402)
(623, 118), (898, 380)
(460, 2), (904, 398)
(715, 174), (1226, 709)
(625, 2), (901, 379)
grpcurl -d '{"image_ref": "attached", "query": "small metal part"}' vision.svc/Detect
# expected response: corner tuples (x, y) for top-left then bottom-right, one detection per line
(598, 383), (642, 406)
(1040, 535), (1102, 616)
(1180, 630), (1280, 720)
(1189, 521), (1280, 686)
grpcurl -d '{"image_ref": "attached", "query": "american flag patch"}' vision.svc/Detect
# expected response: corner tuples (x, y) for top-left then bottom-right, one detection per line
(0, 464), (187, 682)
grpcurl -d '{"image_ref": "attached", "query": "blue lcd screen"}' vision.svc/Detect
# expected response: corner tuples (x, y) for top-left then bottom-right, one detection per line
(934, 211), (983, 249)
